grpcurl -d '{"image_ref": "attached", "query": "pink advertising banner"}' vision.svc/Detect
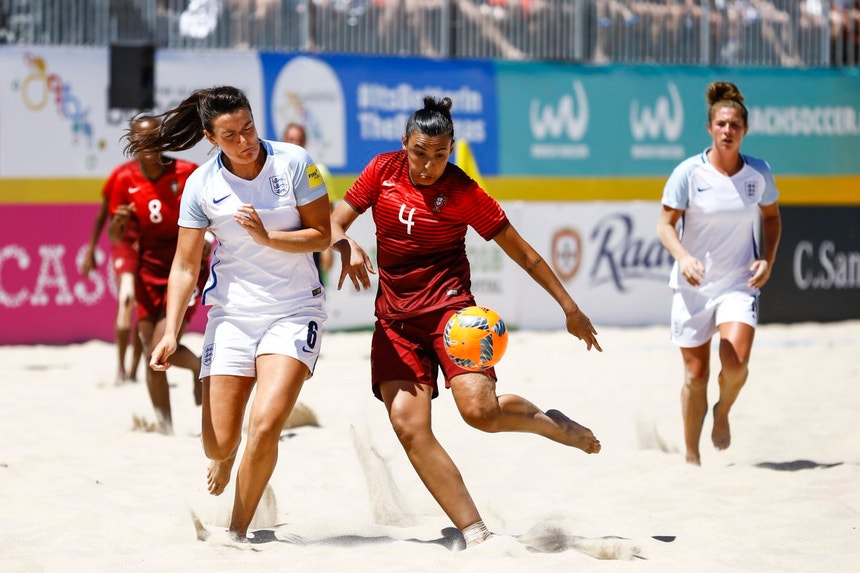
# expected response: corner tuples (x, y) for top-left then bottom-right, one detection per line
(0, 204), (206, 346)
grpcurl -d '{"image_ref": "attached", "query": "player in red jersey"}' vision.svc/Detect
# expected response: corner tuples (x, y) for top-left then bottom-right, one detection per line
(331, 96), (603, 548)
(110, 115), (209, 435)
(79, 126), (144, 385)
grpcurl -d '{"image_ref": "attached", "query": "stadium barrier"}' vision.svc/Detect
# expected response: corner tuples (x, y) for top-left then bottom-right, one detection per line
(1, 0), (857, 67)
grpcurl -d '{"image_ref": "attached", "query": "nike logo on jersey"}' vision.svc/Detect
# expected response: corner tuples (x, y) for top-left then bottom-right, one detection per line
(301, 345), (313, 353)
(129, 186), (141, 194)
(213, 194), (231, 204)
(382, 180), (396, 187)
(696, 186), (711, 193)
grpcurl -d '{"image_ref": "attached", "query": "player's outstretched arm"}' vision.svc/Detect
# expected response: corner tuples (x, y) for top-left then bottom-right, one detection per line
(493, 223), (601, 351)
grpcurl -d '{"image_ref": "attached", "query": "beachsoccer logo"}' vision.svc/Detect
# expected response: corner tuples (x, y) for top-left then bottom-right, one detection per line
(528, 80), (590, 161)
(629, 82), (685, 160)
(551, 228), (583, 282)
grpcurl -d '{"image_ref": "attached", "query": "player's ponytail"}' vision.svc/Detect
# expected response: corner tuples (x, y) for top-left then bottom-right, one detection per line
(124, 86), (253, 157)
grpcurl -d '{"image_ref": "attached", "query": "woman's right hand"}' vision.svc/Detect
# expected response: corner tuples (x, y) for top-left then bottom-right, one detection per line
(679, 255), (705, 286)
(150, 335), (178, 371)
(334, 237), (376, 292)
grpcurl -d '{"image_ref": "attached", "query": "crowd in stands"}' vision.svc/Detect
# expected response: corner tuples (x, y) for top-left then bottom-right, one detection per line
(0, 0), (857, 66)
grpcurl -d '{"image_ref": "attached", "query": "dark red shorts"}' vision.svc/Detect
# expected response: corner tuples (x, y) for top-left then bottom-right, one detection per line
(370, 305), (497, 401)
(111, 241), (138, 276)
(135, 265), (210, 324)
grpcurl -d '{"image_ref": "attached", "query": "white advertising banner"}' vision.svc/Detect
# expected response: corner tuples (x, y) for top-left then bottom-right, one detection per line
(0, 46), (264, 177)
(512, 201), (673, 329)
(0, 46), (120, 177)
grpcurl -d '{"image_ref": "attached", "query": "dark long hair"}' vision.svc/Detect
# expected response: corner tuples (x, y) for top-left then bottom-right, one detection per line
(124, 86), (252, 156)
(404, 95), (455, 140)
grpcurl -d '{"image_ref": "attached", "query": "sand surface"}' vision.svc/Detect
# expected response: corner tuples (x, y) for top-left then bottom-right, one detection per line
(1, 321), (858, 572)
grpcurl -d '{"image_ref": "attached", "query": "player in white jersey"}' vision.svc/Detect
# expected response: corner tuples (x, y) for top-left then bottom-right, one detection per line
(129, 86), (331, 541)
(657, 81), (781, 466)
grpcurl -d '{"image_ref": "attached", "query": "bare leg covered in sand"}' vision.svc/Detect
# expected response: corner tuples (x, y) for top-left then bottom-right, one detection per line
(711, 323), (754, 451)
(451, 373), (601, 454)
(544, 408), (602, 453)
(680, 343), (711, 465)
(207, 453), (238, 496)
(201, 356), (308, 539)
(381, 380), (484, 531)
(378, 373), (600, 548)
(711, 403), (731, 450)
(202, 375), (254, 496)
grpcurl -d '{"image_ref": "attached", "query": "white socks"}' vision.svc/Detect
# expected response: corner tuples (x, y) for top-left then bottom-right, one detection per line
(461, 520), (493, 548)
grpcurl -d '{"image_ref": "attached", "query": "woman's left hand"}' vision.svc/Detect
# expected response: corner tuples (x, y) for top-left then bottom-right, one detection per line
(565, 308), (602, 352)
(234, 204), (268, 244)
(748, 259), (771, 289)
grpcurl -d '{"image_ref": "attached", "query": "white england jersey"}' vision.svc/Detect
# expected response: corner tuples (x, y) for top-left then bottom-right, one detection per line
(661, 148), (779, 297)
(179, 139), (328, 314)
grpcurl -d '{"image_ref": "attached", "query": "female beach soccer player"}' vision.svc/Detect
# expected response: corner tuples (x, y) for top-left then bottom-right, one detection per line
(330, 95), (602, 548)
(135, 86), (331, 541)
(657, 81), (781, 465)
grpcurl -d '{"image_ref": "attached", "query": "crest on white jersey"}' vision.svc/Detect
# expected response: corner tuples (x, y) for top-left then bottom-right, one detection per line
(270, 174), (291, 197)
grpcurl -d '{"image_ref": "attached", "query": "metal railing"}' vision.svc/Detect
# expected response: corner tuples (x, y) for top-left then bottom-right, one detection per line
(1, 0), (857, 67)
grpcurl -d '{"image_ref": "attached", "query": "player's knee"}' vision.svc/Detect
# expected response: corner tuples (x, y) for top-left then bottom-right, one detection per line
(388, 414), (428, 448)
(245, 417), (283, 448)
(203, 437), (241, 462)
(720, 360), (748, 383)
(684, 367), (709, 389)
(459, 403), (501, 433)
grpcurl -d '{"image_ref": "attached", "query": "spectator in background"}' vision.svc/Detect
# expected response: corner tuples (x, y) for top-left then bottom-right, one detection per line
(80, 121), (145, 385)
(656, 81), (781, 465)
(830, 0), (860, 65)
(282, 121), (339, 284)
(112, 115), (209, 435)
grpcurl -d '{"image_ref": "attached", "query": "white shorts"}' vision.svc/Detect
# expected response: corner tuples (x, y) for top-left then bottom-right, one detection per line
(200, 306), (326, 378)
(670, 289), (758, 348)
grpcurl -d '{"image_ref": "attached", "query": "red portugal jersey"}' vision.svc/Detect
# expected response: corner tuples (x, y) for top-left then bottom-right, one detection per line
(109, 158), (198, 284)
(102, 161), (141, 245)
(345, 151), (508, 320)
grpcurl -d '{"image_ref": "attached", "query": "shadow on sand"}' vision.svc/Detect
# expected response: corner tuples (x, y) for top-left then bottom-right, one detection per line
(248, 526), (464, 550)
(753, 460), (843, 472)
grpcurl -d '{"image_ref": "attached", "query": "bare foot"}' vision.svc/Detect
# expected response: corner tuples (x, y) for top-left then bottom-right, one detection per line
(685, 452), (701, 465)
(546, 409), (601, 453)
(711, 403), (731, 450)
(207, 456), (235, 496)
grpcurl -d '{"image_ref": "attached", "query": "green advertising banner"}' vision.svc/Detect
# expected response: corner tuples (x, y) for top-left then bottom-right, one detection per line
(496, 63), (860, 178)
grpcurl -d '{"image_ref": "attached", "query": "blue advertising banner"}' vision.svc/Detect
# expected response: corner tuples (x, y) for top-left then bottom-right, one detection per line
(258, 53), (498, 175)
(496, 63), (860, 178)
